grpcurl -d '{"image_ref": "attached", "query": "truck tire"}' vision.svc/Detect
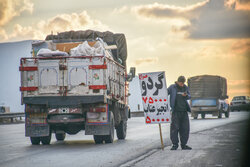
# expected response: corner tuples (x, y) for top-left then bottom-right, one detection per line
(41, 134), (51, 145)
(55, 133), (66, 141)
(94, 135), (104, 144)
(30, 137), (40, 145)
(201, 113), (205, 119)
(116, 120), (127, 140)
(193, 116), (198, 119)
(104, 112), (114, 143)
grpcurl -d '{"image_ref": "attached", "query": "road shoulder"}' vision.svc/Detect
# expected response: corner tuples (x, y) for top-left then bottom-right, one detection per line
(123, 120), (249, 167)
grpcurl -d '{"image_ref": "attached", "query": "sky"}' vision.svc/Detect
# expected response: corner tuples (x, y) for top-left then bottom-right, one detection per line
(0, 0), (249, 101)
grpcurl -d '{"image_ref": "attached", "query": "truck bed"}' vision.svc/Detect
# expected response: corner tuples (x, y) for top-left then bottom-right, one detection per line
(188, 75), (227, 99)
(20, 56), (126, 106)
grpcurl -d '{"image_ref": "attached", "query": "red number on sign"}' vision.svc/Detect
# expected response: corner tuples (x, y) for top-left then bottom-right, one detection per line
(146, 116), (151, 123)
(142, 97), (147, 103)
(149, 97), (154, 104)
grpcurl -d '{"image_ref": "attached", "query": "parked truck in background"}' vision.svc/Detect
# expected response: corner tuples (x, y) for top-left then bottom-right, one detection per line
(19, 30), (135, 145)
(188, 75), (230, 119)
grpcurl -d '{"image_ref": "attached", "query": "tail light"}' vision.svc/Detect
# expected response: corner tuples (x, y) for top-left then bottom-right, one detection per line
(87, 112), (100, 119)
(87, 104), (108, 123)
(89, 107), (106, 112)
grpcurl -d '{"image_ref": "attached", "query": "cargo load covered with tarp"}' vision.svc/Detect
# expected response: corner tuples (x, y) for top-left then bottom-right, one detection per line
(45, 30), (127, 66)
(188, 75), (228, 99)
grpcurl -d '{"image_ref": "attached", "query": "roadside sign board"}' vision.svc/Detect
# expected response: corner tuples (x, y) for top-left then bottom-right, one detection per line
(138, 71), (171, 124)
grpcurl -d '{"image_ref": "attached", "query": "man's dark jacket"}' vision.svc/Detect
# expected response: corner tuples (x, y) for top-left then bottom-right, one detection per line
(167, 83), (191, 112)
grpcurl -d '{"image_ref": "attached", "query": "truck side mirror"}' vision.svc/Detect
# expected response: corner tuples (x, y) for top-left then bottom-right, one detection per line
(126, 67), (136, 82)
(129, 67), (136, 78)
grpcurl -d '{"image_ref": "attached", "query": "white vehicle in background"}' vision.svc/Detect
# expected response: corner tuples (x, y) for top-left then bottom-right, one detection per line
(230, 96), (250, 111)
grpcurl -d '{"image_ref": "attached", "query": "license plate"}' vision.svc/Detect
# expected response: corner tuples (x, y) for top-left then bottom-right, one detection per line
(59, 108), (69, 114)
(27, 113), (47, 124)
(201, 107), (209, 110)
(29, 113), (47, 118)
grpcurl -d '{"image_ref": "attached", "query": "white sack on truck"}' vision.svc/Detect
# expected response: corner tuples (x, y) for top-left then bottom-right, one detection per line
(70, 41), (94, 57)
(37, 48), (68, 57)
(70, 40), (113, 59)
(45, 30), (127, 66)
(70, 41), (105, 56)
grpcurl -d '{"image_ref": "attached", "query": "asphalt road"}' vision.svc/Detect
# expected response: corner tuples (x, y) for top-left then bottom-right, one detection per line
(130, 118), (250, 167)
(0, 112), (249, 167)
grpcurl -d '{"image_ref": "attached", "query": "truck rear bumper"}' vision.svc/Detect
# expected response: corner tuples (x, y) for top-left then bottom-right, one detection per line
(48, 118), (85, 124)
(48, 114), (85, 124)
(191, 106), (218, 112)
(191, 106), (219, 116)
(23, 95), (105, 107)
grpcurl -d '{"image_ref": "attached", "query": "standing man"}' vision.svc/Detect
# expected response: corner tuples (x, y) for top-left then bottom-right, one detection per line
(168, 76), (192, 150)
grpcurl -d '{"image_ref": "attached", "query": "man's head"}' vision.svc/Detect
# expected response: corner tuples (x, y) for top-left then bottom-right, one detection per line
(177, 76), (186, 87)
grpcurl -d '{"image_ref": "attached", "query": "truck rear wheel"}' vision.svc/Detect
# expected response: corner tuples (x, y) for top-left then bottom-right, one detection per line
(94, 135), (104, 144)
(201, 113), (205, 119)
(41, 134), (51, 145)
(30, 137), (40, 145)
(104, 112), (114, 143)
(55, 133), (66, 141)
(116, 120), (127, 140)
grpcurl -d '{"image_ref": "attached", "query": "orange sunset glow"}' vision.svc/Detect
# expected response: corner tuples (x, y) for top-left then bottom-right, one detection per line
(0, 0), (249, 101)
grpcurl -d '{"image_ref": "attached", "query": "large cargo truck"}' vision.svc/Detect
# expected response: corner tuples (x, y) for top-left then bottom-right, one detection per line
(188, 75), (230, 119)
(19, 30), (135, 145)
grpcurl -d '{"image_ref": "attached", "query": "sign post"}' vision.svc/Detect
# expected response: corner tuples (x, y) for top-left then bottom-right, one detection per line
(159, 123), (164, 150)
(138, 71), (171, 150)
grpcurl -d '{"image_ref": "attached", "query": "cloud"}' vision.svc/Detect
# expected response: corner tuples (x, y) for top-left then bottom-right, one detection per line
(231, 39), (250, 57)
(0, 0), (33, 26)
(228, 88), (250, 95)
(133, 1), (206, 20)
(227, 0), (250, 10)
(135, 58), (158, 66)
(0, 11), (109, 42)
(112, 6), (129, 14)
(228, 80), (250, 96)
(0, 28), (8, 40)
(228, 80), (250, 87)
(37, 11), (107, 34)
(134, 0), (250, 39)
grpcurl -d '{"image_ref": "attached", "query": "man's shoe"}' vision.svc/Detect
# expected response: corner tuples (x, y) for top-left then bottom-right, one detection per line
(181, 145), (192, 150)
(170, 145), (178, 150)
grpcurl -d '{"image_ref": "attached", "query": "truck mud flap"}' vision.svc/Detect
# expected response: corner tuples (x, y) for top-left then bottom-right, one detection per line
(85, 124), (110, 135)
(25, 125), (50, 137)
